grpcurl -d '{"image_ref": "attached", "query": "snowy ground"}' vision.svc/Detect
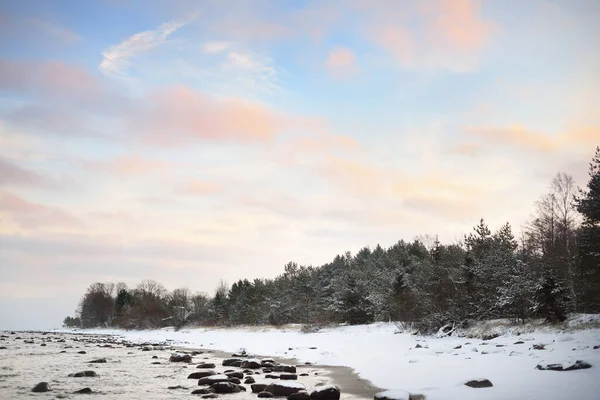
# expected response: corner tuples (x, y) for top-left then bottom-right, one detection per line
(60, 316), (600, 400)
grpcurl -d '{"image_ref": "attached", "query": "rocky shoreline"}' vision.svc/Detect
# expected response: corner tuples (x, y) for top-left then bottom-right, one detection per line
(0, 331), (381, 400)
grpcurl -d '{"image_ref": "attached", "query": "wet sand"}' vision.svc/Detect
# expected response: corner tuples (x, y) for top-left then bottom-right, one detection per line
(0, 331), (379, 400)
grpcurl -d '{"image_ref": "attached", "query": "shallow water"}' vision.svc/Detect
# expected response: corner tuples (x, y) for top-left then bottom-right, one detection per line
(0, 331), (376, 400)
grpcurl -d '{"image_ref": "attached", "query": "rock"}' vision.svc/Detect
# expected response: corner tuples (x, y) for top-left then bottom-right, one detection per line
(225, 371), (244, 379)
(509, 351), (522, 356)
(266, 382), (306, 397)
(31, 382), (51, 393)
(465, 379), (493, 388)
(280, 374), (298, 380)
(374, 390), (412, 400)
(90, 358), (107, 363)
(238, 385), (247, 392)
(0, 347), (7, 350)
(414, 344), (423, 349)
(532, 344), (546, 350)
(69, 371), (98, 378)
(40, 343), (47, 347)
(259, 391), (275, 398)
(202, 394), (218, 399)
(73, 387), (92, 394)
(289, 390), (310, 400)
(265, 374), (280, 379)
(593, 345), (599, 350)
(261, 358), (275, 364)
(536, 360), (592, 371)
(222, 358), (243, 367)
(170, 353), (192, 363)
(211, 382), (241, 394)
(300, 373), (309, 377)
(228, 378), (241, 384)
(252, 384), (268, 393)
(152, 362), (161, 365)
(77, 351), (87, 354)
(453, 345), (462, 349)
(152, 355), (158, 359)
(192, 388), (215, 395)
(168, 385), (187, 390)
(241, 359), (262, 369)
(197, 363), (216, 369)
(198, 375), (230, 385)
(189, 371), (216, 379)
(273, 365), (297, 373)
(310, 385), (340, 400)
(244, 377), (256, 384)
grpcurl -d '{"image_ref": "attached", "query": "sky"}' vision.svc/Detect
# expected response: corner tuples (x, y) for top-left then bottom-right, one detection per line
(0, 0), (599, 330)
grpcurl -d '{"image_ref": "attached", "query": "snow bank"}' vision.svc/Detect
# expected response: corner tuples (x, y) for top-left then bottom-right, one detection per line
(63, 319), (600, 400)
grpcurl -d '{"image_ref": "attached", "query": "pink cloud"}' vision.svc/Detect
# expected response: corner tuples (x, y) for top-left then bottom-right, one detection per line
(129, 85), (289, 145)
(0, 190), (82, 229)
(89, 155), (169, 176)
(0, 157), (48, 188)
(325, 47), (357, 78)
(178, 179), (222, 196)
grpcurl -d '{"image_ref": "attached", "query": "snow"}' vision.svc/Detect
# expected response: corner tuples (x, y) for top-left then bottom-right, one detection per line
(374, 389), (410, 400)
(268, 381), (305, 389)
(63, 318), (600, 400)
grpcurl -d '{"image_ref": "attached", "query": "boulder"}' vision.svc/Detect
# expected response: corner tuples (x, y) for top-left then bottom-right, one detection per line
(265, 374), (280, 379)
(210, 382), (241, 394)
(374, 390), (411, 400)
(465, 379), (493, 388)
(202, 395), (218, 399)
(222, 358), (243, 367)
(273, 365), (297, 373)
(532, 344), (546, 350)
(198, 375), (230, 385)
(90, 358), (107, 364)
(77, 351), (87, 354)
(73, 387), (92, 394)
(238, 385), (247, 391)
(252, 383), (268, 393)
(241, 359), (262, 369)
(259, 391), (275, 398)
(266, 382), (306, 397)
(170, 353), (192, 363)
(280, 374), (298, 380)
(225, 371), (244, 379)
(310, 385), (340, 400)
(536, 360), (592, 371)
(192, 388), (215, 395)
(289, 390), (310, 400)
(31, 382), (51, 393)
(189, 371), (216, 379)
(69, 371), (98, 378)
(197, 363), (216, 369)
(228, 378), (241, 384)
(244, 377), (256, 384)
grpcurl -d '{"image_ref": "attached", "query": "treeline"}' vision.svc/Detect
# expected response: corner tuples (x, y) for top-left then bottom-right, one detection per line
(64, 147), (600, 332)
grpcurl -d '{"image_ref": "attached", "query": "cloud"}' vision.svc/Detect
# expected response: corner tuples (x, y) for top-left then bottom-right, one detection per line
(0, 157), (48, 188)
(0, 191), (82, 229)
(178, 179), (222, 196)
(26, 18), (82, 45)
(128, 85), (289, 145)
(88, 155), (169, 176)
(203, 41), (233, 53)
(99, 18), (189, 79)
(222, 51), (280, 93)
(465, 125), (557, 153)
(325, 47), (357, 78)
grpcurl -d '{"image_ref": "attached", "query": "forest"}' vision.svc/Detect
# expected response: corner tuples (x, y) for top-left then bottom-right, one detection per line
(64, 147), (600, 333)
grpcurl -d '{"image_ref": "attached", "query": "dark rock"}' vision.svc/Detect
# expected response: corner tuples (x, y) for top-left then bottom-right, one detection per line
(225, 371), (244, 379)
(90, 358), (107, 363)
(40, 343), (47, 347)
(258, 391), (275, 398)
(289, 390), (310, 400)
(189, 371), (216, 379)
(202, 394), (218, 399)
(73, 387), (92, 394)
(152, 362), (161, 365)
(266, 382), (306, 397)
(192, 351), (203, 356)
(280, 374), (298, 380)
(168, 385), (187, 390)
(77, 350), (87, 354)
(152, 355), (158, 359)
(170, 353), (192, 363)
(192, 388), (214, 395)
(211, 382), (241, 394)
(228, 378), (241, 384)
(0, 347), (6, 350)
(533, 344), (546, 350)
(263, 368), (273, 373)
(465, 379), (493, 388)
(244, 377), (256, 384)
(310, 385), (340, 400)
(252, 384), (268, 393)
(31, 382), (51, 393)
(453, 345), (462, 349)
(198, 375), (230, 385)
(69, 371), (98, 378)
(197, 363), (216, 369)
(241, 359), (262, 369)
(415, 344), (422, 349)
(309, 347), (317, 350)
(60, 350), (66, 353)
(222, 358), (243, 367)
(273, 365), (296, 373)
(238, 385), (247, 391)
(265, 374), (280, 379)
(593, 345), (599, 350)
(300, 373), (309, 377)
(536, 360), (592, 371)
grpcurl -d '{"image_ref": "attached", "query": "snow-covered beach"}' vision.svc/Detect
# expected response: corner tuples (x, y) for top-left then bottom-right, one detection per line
(38, 316), (600, 400)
